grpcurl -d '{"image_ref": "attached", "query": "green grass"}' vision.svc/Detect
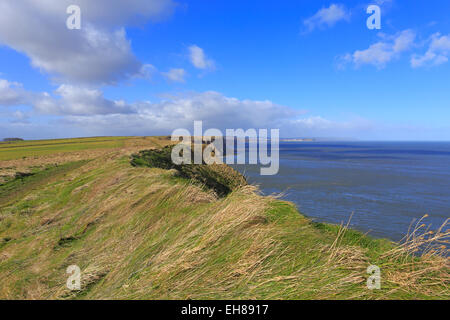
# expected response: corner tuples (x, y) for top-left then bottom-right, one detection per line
(0, 161), (89, 206)
(131, 146), (247, 196)
(0, 137), (448, 300)
(0, 137), (129, 161)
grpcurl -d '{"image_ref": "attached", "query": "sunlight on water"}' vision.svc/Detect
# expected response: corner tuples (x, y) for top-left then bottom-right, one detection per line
(233, 141), (450, 241)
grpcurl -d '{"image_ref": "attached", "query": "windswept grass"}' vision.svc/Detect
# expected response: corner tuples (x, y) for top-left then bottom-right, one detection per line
(131, 147), (247, 197)
(0, 161), (89, 207)
(0, 137), (448, 299)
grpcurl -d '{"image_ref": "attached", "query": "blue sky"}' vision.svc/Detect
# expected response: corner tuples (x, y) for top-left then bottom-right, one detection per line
(0, 0), (449, 140)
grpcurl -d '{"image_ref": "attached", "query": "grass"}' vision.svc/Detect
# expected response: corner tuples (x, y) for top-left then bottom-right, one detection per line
(0, 137), (448, 299)
(131, 147), (247, 197)
(0, 161), (89, 207)
(0, 137), (129, 161)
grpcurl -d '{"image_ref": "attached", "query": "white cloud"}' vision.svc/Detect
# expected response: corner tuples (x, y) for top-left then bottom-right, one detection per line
(66, 0), (175, 26)
(0, 79), (28, 106)
(9, 110), (31, 124)
(0, 79), (374, 139)
(0, 79), (134, 115)
(353, 42), (394, 68)
(303, 4), (350, 32)
(188, 45), (215, 70)
(0, 0), (175, 85)
(340, 30), (416, 69)
(162, 68), (187, 83)
(47, 85), (135, 115)
(411, 33), (450, 68)
(1, 90), (296, 137)
(393, 30), (416, 52)
(43, 92), (373, 139)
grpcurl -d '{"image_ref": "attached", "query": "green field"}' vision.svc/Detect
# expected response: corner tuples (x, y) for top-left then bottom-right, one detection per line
(0, 138), (448, 299)
(0, 137), (130, 161)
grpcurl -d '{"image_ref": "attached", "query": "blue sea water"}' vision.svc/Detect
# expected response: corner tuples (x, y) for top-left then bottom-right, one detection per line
(232, 141), (450, 242)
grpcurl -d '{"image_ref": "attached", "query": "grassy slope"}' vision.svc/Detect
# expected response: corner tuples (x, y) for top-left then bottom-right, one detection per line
(0, 138), (448, 299)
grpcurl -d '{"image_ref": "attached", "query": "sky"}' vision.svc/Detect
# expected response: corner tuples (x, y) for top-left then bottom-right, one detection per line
(0, 0), (449, 140)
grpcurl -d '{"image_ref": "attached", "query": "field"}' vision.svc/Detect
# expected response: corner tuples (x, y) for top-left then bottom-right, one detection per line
(0, 136), (171, 184)
(0, 137), (448, 299)
(0, 137), (146, 161)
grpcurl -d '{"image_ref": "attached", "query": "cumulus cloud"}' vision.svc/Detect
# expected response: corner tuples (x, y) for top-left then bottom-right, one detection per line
(0, 0), (175, 85)
(0, 78), (374, 139)
(411, 33), (450, 68)
(0, 79), (134, 116)
(45, 92), (373, 139)
(162, 68), (187, 83)
(36, 85), (136, 115)
(303, 4), (350, 32)
(136, 91), (300, 131)
(64, 91), (299, 135)
(65, 0), (175, 26)
(188, 45), (215, 70)
(0, 80), (298, 123)
(339, 30), (416, 69)
(0, 79), (28, 106)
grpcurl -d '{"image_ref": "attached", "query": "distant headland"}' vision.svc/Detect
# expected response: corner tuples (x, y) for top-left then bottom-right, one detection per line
(280, 138), (316, 142)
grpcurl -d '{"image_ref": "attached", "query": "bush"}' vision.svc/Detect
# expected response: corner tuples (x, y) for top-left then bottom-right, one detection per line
(131, 146), (247, 197)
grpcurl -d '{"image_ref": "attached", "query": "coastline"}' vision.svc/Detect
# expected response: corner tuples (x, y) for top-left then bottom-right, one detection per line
(0, 137), (448, 299)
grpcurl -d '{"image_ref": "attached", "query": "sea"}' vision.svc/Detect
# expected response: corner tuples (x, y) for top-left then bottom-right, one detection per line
(231, 141), (450, 242)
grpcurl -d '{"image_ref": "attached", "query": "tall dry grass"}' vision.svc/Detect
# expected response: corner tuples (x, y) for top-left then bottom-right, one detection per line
(326, 214), (449, 299)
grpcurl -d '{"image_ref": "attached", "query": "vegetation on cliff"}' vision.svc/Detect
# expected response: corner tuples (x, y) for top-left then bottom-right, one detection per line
(0, 137), (448, 299)
(131, 146), (247, 197)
